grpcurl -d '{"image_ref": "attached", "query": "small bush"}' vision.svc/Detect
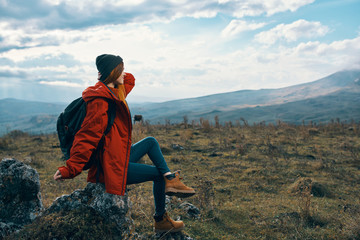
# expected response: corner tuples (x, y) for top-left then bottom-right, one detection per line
(200, 118), (211, 132)
(5, 130), (29, 139)
(0, 138), (9, 150)
(289, 178), (332, 198)
(308, 128), (320, 136)
(194, 175), (215, 218)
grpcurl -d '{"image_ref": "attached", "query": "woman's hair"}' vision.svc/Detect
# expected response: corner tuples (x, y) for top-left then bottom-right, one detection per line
(102, 62), (124, 85)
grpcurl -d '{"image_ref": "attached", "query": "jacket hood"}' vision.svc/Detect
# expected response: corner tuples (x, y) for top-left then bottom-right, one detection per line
(82, 81), (119, 103)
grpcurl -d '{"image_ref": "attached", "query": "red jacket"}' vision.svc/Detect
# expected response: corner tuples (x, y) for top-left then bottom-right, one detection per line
(58, 73), (135, 195)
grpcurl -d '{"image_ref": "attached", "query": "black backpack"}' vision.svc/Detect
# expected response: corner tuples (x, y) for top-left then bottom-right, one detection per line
(57, 97), (116, 175)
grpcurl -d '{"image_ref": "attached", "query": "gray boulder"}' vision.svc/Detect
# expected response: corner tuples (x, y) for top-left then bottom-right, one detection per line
(166, 196), (200, 219)
(45, 182), (134, 238)
(0, 158), (44, 238)
(0, 222), (22, 240)
(179, 202), (201, 219)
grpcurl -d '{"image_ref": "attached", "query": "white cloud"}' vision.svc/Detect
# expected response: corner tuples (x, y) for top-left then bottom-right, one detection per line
(294, 36), (360, 68)
(0, 22), (93, 57)
(255, 19), (329, 45)
(39, 80), (82, 87)
(191, 10), (218, 19)
(221, 0), (315, 18)
(264, 0), (316, 16)
(0, 23), (184, 90)
(0, 0), (315, 31)
(221, 20), (266, 38)
(43, 0), (146, 8)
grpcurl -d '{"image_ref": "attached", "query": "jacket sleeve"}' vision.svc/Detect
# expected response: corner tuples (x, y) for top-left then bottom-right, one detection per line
(124, 72), (135, 97)
(58, 98), (108, 179)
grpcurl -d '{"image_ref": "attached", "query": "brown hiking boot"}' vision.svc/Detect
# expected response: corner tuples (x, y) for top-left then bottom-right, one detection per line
(165, 171), (195, 198)
(154, 212), (185, 233)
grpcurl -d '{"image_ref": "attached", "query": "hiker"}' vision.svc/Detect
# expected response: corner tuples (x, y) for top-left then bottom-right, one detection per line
(53, 54), (195, 233)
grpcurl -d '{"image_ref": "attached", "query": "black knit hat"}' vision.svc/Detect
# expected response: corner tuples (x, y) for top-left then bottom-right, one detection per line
(96, 54), (123, 82)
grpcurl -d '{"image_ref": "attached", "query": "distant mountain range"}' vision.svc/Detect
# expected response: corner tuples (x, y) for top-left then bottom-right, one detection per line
(0, 98), (66, 136)
(1, 69), (359, 136)
(131, 69), (360, 124)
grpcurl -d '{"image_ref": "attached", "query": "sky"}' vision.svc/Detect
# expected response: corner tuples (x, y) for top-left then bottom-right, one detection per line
(0, 0), (359, 103)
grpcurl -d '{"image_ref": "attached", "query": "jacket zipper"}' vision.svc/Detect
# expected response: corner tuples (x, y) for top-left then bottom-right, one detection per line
(121, 101), (132, 195)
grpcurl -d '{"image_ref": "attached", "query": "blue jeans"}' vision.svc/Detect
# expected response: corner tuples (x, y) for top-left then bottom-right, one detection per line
(126, 137), (171, 217)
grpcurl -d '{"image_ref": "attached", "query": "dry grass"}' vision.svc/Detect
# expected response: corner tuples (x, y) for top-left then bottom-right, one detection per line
(1, 120), (360, 239)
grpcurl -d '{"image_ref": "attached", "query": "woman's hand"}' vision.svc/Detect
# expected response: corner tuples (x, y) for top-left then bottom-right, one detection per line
(53, 170), (63, 181)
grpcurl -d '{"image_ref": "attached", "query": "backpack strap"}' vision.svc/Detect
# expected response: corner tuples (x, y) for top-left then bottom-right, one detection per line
(104, 99), (117, 135)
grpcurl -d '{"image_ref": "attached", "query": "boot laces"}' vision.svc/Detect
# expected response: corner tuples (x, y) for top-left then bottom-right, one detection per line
(164, 213), (175, 227)
(175, 170), (183, 180)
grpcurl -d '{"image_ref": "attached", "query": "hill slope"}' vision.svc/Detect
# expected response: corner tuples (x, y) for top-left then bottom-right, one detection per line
(0, 69), (359, 135)
(194, 89), (360, 124)
(132, 69), (360, 123)
(0, 99), (65, 136)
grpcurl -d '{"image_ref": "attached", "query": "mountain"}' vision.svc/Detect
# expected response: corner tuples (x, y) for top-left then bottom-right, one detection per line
(131, 69), (360, 124)
(190, 89), (360, 125)
(0, 98), (66, 122)
(0, 99), (66, 136)
(0, 69), (359, 136)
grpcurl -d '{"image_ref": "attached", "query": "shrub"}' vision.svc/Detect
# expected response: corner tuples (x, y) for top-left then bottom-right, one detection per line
(0, 138), (9, 150)
(289, 178), (332, 198)
(200, 118), (211, 132)
(5, 130), (29, 139)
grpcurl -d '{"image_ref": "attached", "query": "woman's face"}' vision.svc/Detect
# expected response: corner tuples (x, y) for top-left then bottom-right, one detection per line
(115, 70), (126, 85)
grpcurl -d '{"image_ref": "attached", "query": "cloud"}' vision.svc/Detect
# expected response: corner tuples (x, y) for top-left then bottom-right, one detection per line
(173, 68), (207, 77)
(0, 24), (177, 92)
(0, 22), (91, 54)
(0, 69), (27, 78)
(0, 0), (218, 30)
(263, 0), (316, 16)
(255, 19), (329, 45)
(219, 0), (315, 18)
(221, 20), (266, 38)
(17, 53), (80, 68)
(1, 0), (356, 103)
(39, 80), (82, 87)
(190, 33), (360, 93)
(294, 36), (360, 69)
(296, 37), (360, 55)
(0, 0), (315, 31)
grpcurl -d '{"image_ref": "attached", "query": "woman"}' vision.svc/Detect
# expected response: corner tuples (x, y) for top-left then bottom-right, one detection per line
(53, 54), (195, 233)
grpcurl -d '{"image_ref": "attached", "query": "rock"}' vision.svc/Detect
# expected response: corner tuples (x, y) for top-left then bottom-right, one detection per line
(0, 158), (44, 238)
(43, 182), (134, 239)
(179, 202), (201, 219)
(165, 196), (200, 219)
(30, 184), (194, 239)
(209, 152), (222, 157)
(305, 154), (316, 160)
(171, 144), (184, 150)
(0, 222), (22, 239)
(23, 156), (32, 164)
